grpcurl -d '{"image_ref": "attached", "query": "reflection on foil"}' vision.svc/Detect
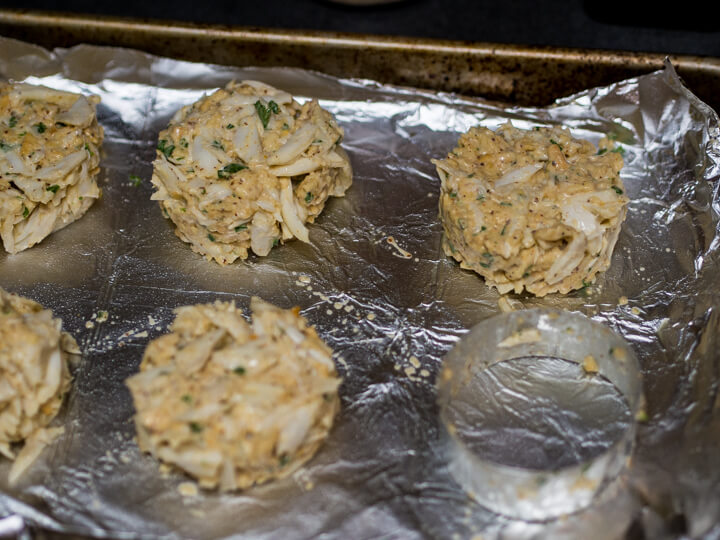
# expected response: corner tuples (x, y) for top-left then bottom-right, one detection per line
(1, 37), (720, 539)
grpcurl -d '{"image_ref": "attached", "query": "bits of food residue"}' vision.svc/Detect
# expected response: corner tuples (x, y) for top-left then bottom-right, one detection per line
(386, 236), (413, 259)
(582, 355), (599, 374)
(498, 328), (542, 348)
(177, 482), (199, 497)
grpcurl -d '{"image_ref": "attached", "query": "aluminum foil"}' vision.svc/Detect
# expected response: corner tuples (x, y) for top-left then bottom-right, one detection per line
(1, 36), (719, 539)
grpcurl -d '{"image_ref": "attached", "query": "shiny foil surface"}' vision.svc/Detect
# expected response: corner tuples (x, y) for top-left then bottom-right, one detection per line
(1, 37), (719, 539)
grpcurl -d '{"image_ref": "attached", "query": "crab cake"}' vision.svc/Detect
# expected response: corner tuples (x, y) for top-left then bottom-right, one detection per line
(126, 297), (341, 491)
(0, 287), (77, 484)
(0, 83), (103, 254)
(432, 122), (628, 296)
(150, 80), (352, 265)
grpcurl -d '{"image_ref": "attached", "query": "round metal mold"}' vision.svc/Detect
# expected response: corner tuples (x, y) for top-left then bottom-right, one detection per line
(437, 308), (644, 521)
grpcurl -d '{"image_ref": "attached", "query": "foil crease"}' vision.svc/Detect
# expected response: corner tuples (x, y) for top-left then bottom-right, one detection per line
(1, 36), (719, 539)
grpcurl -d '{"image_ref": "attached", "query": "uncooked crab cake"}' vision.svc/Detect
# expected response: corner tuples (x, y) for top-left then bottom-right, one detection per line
(150, 80), (352, 265)
(432, 122), (628, 296)
(0, 83), (103, 253)
(126, 297), (342, 491)
(0, 287), (77, 484)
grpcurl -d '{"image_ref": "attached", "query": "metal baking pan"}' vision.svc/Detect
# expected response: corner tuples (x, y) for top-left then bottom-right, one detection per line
(1, 8), (720, 113)
(1, 9), (720, 540)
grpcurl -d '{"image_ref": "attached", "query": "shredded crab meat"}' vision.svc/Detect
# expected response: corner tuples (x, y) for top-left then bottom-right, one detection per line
(433, 122), (628, 296)
(0, 82), (103, 254)
(150, 80), (352, 265)
(0, 288), (76, 484)
(125, 297), (342, 491)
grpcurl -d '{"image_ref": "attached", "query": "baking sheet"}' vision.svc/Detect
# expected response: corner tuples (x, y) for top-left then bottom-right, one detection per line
(1, 36), (719, 539)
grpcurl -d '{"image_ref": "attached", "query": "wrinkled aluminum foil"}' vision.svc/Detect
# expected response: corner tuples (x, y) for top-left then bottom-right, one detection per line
(1, 36), (719, 539)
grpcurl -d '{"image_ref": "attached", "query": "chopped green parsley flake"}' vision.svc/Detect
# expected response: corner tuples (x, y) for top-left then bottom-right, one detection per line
(611, 186), (624, 195)
(254, 100), (280, 128)
(157, 139), (175, 158)
(449, 191), (458, 198)
(500, 202), (512, 207)
(217, 162), (248, 179)
(129, 174), (142, 187)
(597, 148), (607, 155)
(226, 123), (235, 129)
(549, 138), (563, 150)
(181, 394), (192, 403)
(34, 122), (47, 133)
(208, 233), (216, 242)
(272, 237), (280, 248)
(0, 140), (11, 151)
(211, 140), (225, 151)
(189, 422), (203, 433)
(305, 192), (314, 203)
(279, 454), (290, 467)
(233, 366), (246, 375)
(180, 138), (189, 148)
(46, 184), (60, 194)
(234, 224), (248, 231)
(84, 143), (93, 156)
(8, 116), (17, 128)
(611, 146), (625, 155)
(22, 206), (29, 218)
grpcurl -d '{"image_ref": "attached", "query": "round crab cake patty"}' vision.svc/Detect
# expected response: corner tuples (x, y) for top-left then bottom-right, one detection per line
(0, 83), (103, 254)
(0, 287), (77, 484)
(432, 122), (628, 296)
(126, 297), (342, 491)
(150, 80), (352, 265)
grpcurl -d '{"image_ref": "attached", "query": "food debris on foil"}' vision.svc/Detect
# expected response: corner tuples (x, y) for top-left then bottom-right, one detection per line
(1, 36), (719, 539)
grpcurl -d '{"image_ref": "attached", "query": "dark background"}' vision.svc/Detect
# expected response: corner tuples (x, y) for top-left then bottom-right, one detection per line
(1, 0), (719, 58)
